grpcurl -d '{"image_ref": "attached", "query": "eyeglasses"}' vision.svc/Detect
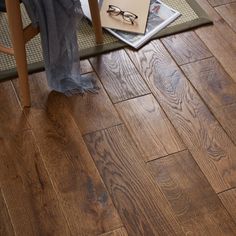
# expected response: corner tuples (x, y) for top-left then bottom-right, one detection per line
(107, 5), (138, 25)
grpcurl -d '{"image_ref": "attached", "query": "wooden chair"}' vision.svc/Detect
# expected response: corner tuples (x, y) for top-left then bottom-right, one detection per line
(0, 0), (103, 107)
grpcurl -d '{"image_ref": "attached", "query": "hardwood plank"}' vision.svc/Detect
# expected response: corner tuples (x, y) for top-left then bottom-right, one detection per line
(12, 72), (51, 110)
(0, 189), (15, 236)
(12, 65), (93, 110)
(67, 72), (122, 135)
(84, 125), (185, 236)
(14, 71), (122, 135)
(219, 189), (236, 223)
(207, 0), (236, 7)
(99, 227), (128, 236)
(195, 0), (236, 81)
(89, 50), (150, 103)
(216, 3), (236, 33)
(0, 130), (71, 236)
(1, 178), (37, 235)
(161, 31), (212, 65)
(0, 81), (29, 136)
(216, 103), (236, 145)
(80, 60), (93, 74)
(181, 57), (236, 108)
(20, 76), (122, 235)
(196, 0), (236, 48)
(148, 150), (236, 235)
(181, 57), (236, 144)
(126, 40), (236, 193)
(115, 94), (185, 161)
(195, 27), (236, 80)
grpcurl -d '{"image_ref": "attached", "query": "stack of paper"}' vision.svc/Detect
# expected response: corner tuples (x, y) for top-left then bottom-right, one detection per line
(100, 0), (150, 34)
(81, 0), (181, 49)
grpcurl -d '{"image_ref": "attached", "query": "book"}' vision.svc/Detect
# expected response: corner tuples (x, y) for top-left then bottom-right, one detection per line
(81, 0), (180, 49)
(99, 0), (151, 34)
(104, 0), (181, 49)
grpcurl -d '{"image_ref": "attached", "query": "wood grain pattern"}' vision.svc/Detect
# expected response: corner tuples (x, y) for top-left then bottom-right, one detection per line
(0, 81), (29, 136)
(181, 57), (236, 144)
(161, 31), (212, 65)
(13, 64), (93, 111)
(148, 150), (236, 235)
(216, 103), (236, 145)
(195, 26), (236, 81)
(0, 189), (15, 236)
(196, 0), (236, 48)
(80, 60), (93, 74)
(99, 227), (128, 236)
(115, 94), (185, 161)
(89, 50), (150, 103)
(195, 0), (236, 82)
(207, 0), (236, 7)
(84, 125), (184, 236)
(216, 3), (236, 33)
(21, 82), (122, 235)
(181, 57), (236, 108)
(12, 71), (50, 110)
(0, 130), (71, 236)
(219, 189), (236, 223)
(126, 40), (236, 193)
(67, 72), (122, 135)
(3, 0), (236, 232)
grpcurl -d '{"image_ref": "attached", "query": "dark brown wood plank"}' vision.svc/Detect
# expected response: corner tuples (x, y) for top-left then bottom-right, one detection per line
(80, 60), (93, 74)
(99, 227), (128, 236)
(13, 67), (93, 111)
(24, 72), (121, 135)
(216, 103), (236, 145)
(1, 177), (37, 235)
(84, 125), (185, 236)
(148, 150), (236, 235)
(195, 0), (236, 82)
(208, 0), (236, 7)
(219, 189), (236, 223)
(89, 50), (150, 103)
(216, 3), (236, 33)
(126, 40), (236, 193)
(0, 189), (15, 236)
(196, 0), (236, 48)
(12, 72), (51, 110)
(0, 130), (71, 236)
(161, 31), (212, 65)
(181, 57), (236, 108)
(181, 57), (236, 144)
(67, 72), (122, 135)
(0, 81), (29, 136)
(17, 72), (122, 235)
(115, 94), (185, 161)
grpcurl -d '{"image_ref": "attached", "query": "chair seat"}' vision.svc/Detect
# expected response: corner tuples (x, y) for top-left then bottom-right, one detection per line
(0, 0), (6, 12)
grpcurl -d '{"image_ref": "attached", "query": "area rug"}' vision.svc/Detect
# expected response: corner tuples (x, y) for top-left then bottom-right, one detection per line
(0, 0), (212, 81)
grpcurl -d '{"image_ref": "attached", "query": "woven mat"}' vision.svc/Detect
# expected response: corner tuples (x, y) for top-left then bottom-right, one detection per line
(0, 0), (211, 81)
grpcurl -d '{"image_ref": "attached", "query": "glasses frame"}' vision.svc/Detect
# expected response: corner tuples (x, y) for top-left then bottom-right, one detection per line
(107, 5), (138, 25)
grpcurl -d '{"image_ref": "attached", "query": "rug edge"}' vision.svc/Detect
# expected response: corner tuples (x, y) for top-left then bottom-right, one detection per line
(0, 0), (213, 81)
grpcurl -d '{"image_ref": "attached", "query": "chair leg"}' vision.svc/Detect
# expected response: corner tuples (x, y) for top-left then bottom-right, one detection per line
(88, 0), (103, 44)
(5, 0), (31, 107)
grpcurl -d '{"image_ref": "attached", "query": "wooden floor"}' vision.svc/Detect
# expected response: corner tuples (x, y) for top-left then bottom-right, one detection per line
(1, 0), (236, 235)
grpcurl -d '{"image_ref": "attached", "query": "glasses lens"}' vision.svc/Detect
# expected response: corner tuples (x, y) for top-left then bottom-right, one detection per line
(108, 5), (121, 15)
(123, 12), (137, 23)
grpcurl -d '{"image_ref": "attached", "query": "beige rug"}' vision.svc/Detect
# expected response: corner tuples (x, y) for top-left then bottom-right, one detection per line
(0, 0), (212, 81)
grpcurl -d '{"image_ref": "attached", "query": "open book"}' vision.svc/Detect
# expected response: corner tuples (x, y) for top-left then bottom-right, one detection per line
(81, 0), (180, 49)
